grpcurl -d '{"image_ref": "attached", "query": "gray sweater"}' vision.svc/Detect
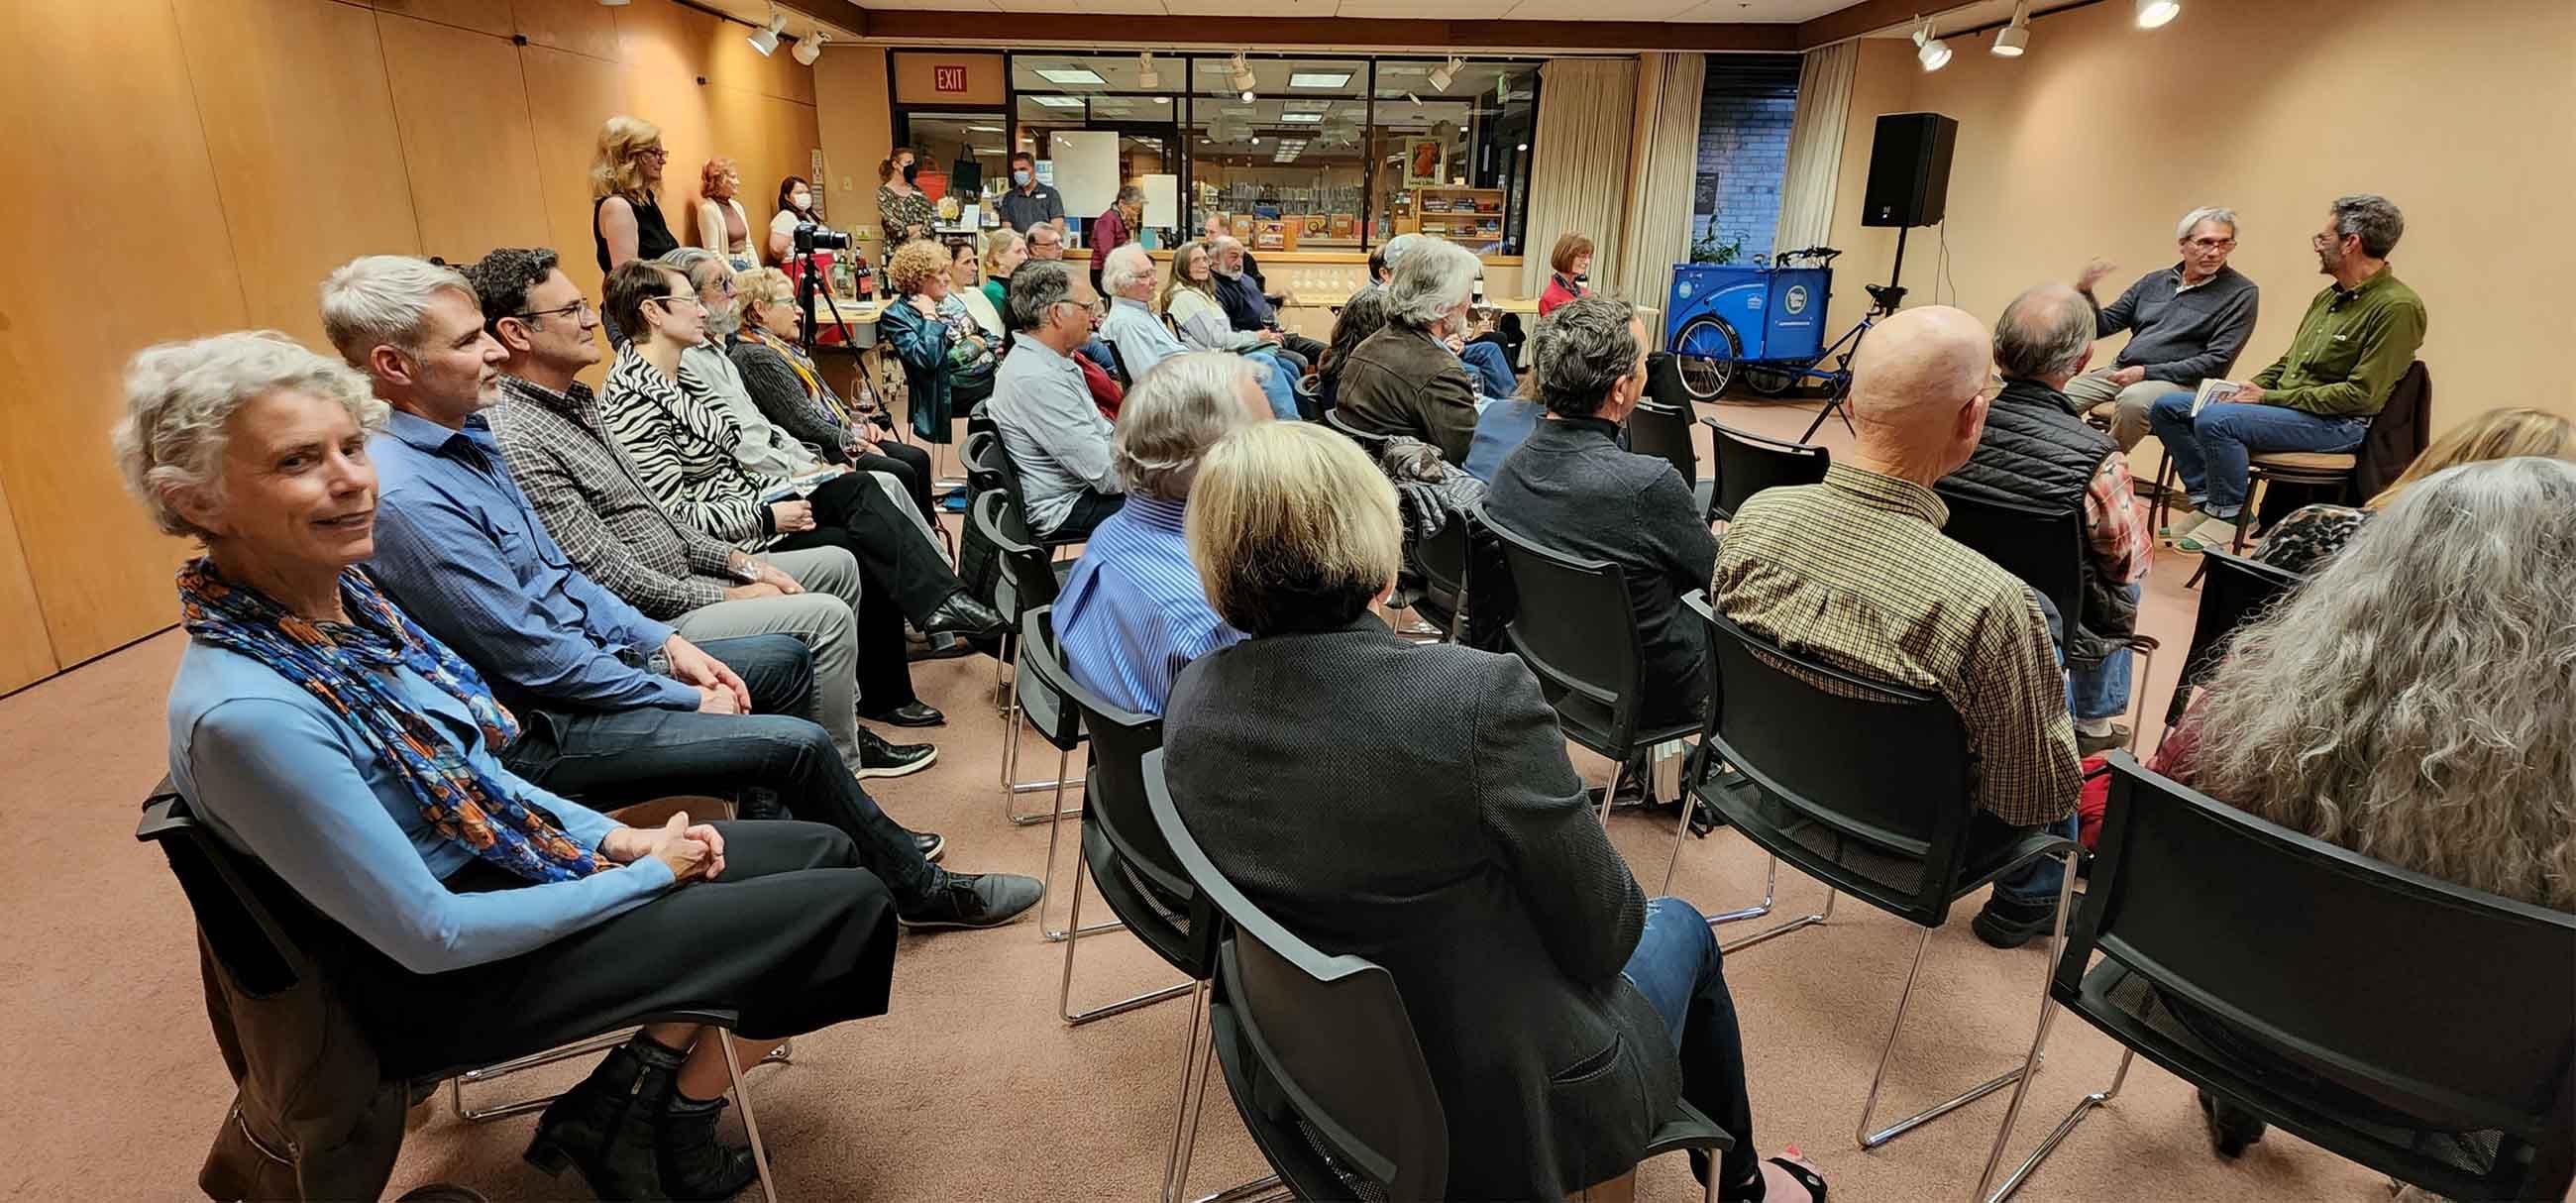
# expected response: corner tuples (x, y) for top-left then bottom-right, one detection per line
(2088, 263), (2260, 385)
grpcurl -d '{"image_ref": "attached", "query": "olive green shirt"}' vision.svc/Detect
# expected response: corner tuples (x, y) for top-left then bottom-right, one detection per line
(2249, 265), (2426, 417)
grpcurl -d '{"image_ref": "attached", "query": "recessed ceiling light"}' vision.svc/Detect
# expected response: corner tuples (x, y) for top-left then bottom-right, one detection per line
(1155, 97), (1169, 104)
(1279, 113), (1324, 124)
(2135, 0), (2179, 28)
(1034, 67), (1106, 85)
(1030, 95), (1085, 108)
(1288, 71), (1351, 88)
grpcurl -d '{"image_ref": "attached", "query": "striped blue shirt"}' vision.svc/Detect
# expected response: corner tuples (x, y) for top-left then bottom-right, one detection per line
(1054, 492), (1244, 715)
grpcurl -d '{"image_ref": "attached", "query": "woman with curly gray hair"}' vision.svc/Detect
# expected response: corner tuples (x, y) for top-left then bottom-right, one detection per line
(118, 330), (899, 1201)
(2153, 455), (2576, 1166)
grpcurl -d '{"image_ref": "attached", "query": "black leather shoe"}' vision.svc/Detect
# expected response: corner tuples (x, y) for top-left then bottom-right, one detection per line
(913, 830), (946, 863)
(854, 728), (937, 780)
(861, 701), (946, 727)
(658, 1096), (760, 1202)
(1970, 893), (2059, 949)
(897, 871), (1043, 930)
(2198, 1089), (2266, 1157)
(919, 593), (1006, 640)
(526, 1039), (680, 1201)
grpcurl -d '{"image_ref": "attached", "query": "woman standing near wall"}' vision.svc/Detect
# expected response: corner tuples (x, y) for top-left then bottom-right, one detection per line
(695, 157), (755, 272)
(591, 116), (680, 343)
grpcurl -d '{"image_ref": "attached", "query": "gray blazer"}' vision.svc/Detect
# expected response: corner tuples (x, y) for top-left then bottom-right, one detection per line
(1163, 616), (1679, 1198)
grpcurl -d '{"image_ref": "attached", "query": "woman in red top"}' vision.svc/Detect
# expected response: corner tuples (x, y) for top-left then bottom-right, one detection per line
(1539, 231), (1594, 317)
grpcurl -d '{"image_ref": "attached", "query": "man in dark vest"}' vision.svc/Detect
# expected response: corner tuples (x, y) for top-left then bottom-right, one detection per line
(1941, 284), (2153, 758)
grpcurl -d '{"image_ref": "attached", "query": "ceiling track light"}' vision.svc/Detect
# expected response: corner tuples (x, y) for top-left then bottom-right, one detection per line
(1136, 51), (1160, 91)
(1913, 18), (1951, 71)
(1229, 52), (1256, 96)
(2135, 0), (2180, 29)
(792, 31), (825, 65)
(1991, 0), (2029, 55)
(1428, 55), (1463, 92)
(746, 10), (785, 55)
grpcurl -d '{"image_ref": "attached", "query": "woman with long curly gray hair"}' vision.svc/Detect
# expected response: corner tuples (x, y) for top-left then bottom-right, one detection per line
(2155, 455), (2576, 1175)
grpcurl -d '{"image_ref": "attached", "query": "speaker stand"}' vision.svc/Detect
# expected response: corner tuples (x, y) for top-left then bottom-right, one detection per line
(1797, 225), (1911, 444)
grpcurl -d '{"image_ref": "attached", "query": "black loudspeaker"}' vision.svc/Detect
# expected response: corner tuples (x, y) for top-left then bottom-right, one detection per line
(1862, 112), (1958, 228)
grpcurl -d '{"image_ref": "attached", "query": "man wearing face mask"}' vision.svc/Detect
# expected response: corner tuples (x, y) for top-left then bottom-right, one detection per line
(998, 151), (1066, 238)
(1334, 238), (1482, 462)
(1088, 184), (1144, 297)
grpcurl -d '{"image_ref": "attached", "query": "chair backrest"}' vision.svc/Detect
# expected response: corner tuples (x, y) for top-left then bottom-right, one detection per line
(972, 489), (1058, 620)
(2350, 361), (2433, 500)
(1704, 419), (1828, 521)
(1143, 749), (1450, 1202)
(1624, 395), (1698, 491)
(1008, 601), (1083, 752)
(1101, 337), (1135, 387)
(1326, 407), (1393, 451)
(1414, 505), (1473, 634)
(1480, 510), (1647, 749)
(2070, 755), (2575, 1200)
(139, 781), (311, 998)
(1686, 593), (1984, 925)
(1930, 486), (2087, 640)
(962, 428), (1006, 497)
(1643, 347), (1695, 411)
(2166, 549), (2304, 726)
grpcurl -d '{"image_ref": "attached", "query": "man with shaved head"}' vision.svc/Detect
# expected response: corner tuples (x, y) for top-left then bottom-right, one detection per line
(1713, 305), (2081, 948)
(1941, 284), (2153, 776)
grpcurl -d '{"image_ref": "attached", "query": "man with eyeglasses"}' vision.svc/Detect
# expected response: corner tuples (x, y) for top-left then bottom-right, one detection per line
(1024, 223), (1067, 262)
(2068, 206), (2262, 452)
(989, 261), (1126, 540)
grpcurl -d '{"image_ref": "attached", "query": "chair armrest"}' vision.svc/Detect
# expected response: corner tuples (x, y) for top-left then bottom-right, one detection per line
(1639, 1097), (1734, 1159)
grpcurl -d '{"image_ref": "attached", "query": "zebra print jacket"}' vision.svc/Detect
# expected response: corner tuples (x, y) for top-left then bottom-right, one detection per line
(599, 345), (784, 550)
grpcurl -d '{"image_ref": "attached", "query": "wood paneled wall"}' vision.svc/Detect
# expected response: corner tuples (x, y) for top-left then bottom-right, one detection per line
(0, 0), (825, 693)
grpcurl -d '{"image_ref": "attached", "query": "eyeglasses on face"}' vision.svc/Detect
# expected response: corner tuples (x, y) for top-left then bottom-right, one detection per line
(512, 299), (595, 323)
(639, 147), (670, 162)
(653, 293), (706, 311)
(2186, 237), (2236, 252)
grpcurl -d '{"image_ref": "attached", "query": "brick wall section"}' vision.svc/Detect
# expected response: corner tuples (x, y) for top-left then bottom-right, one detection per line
(1692, 59), (1799, 265)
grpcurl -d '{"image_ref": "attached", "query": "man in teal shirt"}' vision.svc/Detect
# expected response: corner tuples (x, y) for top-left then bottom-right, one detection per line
(2149, 193), (2427, 550)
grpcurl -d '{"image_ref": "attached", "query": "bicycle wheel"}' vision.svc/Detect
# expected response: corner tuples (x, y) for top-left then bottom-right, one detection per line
(1742, 364), (1802, 396)
(1671, 316), (1742, 401)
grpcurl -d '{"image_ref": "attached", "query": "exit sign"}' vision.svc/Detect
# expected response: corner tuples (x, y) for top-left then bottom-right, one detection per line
(932, 65), (967, 92)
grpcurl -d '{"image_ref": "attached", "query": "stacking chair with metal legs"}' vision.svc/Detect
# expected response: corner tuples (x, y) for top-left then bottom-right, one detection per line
(1679, 595), (2082, 1156)
(1406, 505), (1475, 645)
(971, 490), (1080, 826)
(1979, 755), (2575, 1203)
(1143, 749), (1732, 1203)
(138, 784), (782, 1203)
(1481, 512), (1700, 826)
(2159, 549), (2302, 734)
(1702, 418), (1829, 523)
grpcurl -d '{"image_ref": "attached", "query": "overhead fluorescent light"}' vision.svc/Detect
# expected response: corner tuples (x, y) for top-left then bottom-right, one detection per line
(1155, 97), (1169, 104)
(1285, 99), (1334, 111)
(1279, 113), (1324, 124)
(1029, 95), (1085, 108)
(966, 124), (1004, 133)
(1034, 67), (1106, 85)
(1288, 71), (1351, 88)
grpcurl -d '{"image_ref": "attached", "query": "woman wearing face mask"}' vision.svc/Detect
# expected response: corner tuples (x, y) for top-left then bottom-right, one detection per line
(767, 175), (836, 265)
(695, 157), (755, 273)
(1540, 232), (1595, 318)
(876, 151), (933, 255)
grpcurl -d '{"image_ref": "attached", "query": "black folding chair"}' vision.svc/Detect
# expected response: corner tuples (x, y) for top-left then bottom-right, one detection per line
(1410, 505), (1474, 644)
(2162, 549), (2302, 731)
(1933, 487), (2161, 754)
(1626, 364), (1716, 520)
(1101, 338), (1136, 387)
(1482, 512), (1701, 824)
(1143, 750), (1732, 1203)
(1703, 419), (1828, 522)
(1980, 755), (2576, 1202)
(1325, 407), (1393, 452)
(973, 490), (1080, 823)
(1680, 595), (2081, 1156)
(138, 783), (781, 1202)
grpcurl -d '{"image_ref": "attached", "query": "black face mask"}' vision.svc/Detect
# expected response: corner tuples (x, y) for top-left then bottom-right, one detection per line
(901, 162), (920, 183)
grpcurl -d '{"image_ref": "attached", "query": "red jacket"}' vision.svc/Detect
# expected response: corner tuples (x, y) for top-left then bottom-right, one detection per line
(1539, 273), (1587, 318)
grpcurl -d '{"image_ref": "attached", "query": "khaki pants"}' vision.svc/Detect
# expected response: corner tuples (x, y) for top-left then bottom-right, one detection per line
(2064, 369), (2188, 453)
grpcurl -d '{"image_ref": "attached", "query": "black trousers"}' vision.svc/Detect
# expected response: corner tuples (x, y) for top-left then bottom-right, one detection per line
(854, 439), (934, 524)
(776, 470), (969, 706)
(354, 820), (897, 1076)
(1047, 489), (1127, 543)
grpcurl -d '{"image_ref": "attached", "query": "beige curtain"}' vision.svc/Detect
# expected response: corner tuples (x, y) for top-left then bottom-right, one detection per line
(1773, 40), (1857, 255)
(1519, 57), (1639, 300)
(1613, 52), (1705, 324)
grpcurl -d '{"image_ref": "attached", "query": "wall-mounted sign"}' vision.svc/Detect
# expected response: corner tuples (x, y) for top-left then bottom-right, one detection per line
(932, 65), (968, 93)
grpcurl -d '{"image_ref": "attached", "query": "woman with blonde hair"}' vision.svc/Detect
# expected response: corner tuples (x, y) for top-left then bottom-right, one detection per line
(590, 116), (679, 280)
(694, 156), (755, 271)
(2256, 406), (2576, 573)
(879, 239), (996, 442)
(1161, 420), (1827, 1203)
(2154, 456), (2576, 1165)
(731, 266), (936, 521)
(981, 228), (1026, 314)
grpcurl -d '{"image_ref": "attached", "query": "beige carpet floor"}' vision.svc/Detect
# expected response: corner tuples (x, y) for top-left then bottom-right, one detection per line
(0, 398), (2388, 1202)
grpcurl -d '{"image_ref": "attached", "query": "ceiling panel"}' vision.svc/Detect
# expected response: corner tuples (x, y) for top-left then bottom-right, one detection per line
(1501, 0), (1705, 18)
(1327, 0), (1507, 16)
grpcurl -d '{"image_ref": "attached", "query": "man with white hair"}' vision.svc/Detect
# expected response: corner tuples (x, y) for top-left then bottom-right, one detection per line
(1099, 244), (1297, 420)
(1334, 238), (1483, 462)
(1715, 305), (2082, 949)
(325, 254), (1042, 930)
(1209, 235), (1324, 374)
(2069, 206), (2261, 451)
(1941, 284), (2153, 765)
(1053, 352), (1273, 713)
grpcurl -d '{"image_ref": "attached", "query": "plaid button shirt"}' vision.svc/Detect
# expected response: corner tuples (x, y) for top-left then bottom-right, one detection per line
(1712, 463), (2081, 826)
(487, 374), (745, 621)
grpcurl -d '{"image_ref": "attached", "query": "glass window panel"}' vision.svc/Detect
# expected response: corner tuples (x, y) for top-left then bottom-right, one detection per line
(1369, 58), (1539, 256)
(1011, 54), (1186, 247)
(1189, 55), (1369, 252)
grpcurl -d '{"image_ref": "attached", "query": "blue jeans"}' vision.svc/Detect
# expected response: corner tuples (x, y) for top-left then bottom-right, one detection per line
(1458, 339), (1521, 400)
(1619, 897), (1761, 1195)
(1243, 348), (1301, 421)
(502, 633), (940, 908)
(2066, 583), (2140, 723)
(1986, 811), (2083, 908)
(2145, 393), (2368, 517)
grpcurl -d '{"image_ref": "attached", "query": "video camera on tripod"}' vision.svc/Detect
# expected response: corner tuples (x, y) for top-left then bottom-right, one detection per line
(792, 222), (850, 254)
(788, 223), (861, 352)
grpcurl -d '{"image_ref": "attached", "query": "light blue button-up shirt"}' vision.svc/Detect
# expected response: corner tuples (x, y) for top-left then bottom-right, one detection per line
(1054, 492), (1244, 714)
